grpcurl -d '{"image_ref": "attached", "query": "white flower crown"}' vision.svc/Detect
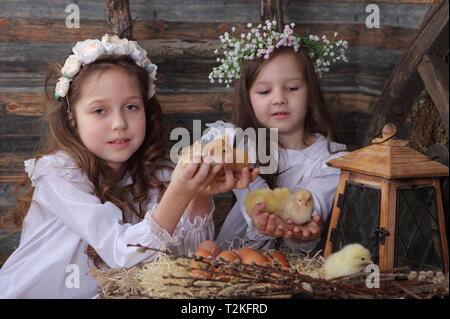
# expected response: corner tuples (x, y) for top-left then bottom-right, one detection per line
(54, 34), (158, 100)
(209, 20), (348, 86)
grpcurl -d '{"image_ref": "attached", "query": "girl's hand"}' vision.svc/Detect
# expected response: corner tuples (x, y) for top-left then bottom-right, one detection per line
(250, 204), (323, 240)
(203, 166), (260, 195)
(285, 214), (323, 241)
(170, 156), (224, 199)
(171, 158), (259, 198)
(250, 203), (291, 237)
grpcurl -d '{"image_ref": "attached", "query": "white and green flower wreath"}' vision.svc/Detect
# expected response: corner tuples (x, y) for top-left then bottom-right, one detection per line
(209, 20), (348, 86)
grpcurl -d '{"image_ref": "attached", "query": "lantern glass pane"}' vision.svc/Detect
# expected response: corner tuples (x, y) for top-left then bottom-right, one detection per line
(395, 185), (444, 271)
(331, 182), (381, 263)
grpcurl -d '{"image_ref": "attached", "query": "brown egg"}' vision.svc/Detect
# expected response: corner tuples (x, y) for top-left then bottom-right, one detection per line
(214, 250), (241, 278)
(238, 248), (268, 266)
(216, 250), (241, 263)
(271, 251), (290, 268)
(196, 240), (221, 258)
(190, 249), (213, 278)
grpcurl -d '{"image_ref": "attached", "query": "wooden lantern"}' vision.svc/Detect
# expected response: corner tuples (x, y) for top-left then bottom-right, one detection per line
(324, 123), (449, 272)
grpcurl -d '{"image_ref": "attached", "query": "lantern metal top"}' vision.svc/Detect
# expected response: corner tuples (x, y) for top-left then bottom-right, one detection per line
(326, 123), (449, 179)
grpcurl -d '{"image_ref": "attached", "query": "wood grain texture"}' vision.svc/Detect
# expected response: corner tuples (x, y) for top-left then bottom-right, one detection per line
(327, 143), (449, 179)
(0, 19), (418, 52)
(0, 1), (428, 28)
(418, 54), (449, 135)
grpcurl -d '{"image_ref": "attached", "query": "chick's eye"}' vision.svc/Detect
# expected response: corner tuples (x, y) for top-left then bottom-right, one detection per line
(361, 257), (365, 260)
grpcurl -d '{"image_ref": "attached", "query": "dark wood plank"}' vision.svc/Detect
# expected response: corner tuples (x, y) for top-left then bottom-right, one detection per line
(0, 18), (418, 52)
(0, 65), (391, 95)
(230, 0), (434, 3)
(0, 0), (428, 28)
(0, 136), (41, 155)
(417, 53), (449, 135)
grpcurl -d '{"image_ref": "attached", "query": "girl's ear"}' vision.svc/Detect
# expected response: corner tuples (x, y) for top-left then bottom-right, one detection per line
(67, 111), (76, 128)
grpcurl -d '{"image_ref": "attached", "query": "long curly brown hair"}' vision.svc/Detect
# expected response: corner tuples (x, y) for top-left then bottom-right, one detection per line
(3, 55), (171, 268)
(232, 47), (337, 188)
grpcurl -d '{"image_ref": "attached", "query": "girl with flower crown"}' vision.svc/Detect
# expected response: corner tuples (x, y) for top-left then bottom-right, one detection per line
(0, 35), (257, 298)
(209, 21), (349, 252)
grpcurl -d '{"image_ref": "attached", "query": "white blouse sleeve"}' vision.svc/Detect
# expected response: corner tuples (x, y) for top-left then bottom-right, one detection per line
(34, 170), (213, 269)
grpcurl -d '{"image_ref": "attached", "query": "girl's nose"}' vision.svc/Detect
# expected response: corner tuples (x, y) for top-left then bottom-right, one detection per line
(271, 88), (287, 105)
(111, 111), (128, 131)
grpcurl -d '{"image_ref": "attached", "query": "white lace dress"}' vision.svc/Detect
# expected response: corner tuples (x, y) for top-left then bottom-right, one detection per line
(0, 151), (214, 299)
(214, 128), (347, 252)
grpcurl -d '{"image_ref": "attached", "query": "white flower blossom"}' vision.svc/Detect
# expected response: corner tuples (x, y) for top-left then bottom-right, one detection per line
(54, 77), (71, 99)
(61, 55), (81, 78)
(102, 34), (133, 55)
(72, 39), (105, 64)
(130, 41), (151, 68)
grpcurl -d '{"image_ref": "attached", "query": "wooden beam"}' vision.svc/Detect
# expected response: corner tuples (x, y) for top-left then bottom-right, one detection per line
(363, 0), (449, 145)
(106, 0), (133, 39)
(260, 0), (284, 31)
(418, 53), (449, 136)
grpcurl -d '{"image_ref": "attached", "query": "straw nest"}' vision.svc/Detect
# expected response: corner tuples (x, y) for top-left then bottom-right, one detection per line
(91, 246), (326, 299)
(90, 244), (449, 299)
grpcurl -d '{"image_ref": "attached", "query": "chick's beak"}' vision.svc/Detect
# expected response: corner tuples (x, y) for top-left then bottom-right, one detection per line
(363, 259), (374, 266)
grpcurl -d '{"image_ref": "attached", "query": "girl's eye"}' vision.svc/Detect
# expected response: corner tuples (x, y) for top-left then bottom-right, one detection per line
(288, 87), (298, 91)
(125, 104), (139, 111)
(258, 90), (270, 95)
(93, 108), (105, 115)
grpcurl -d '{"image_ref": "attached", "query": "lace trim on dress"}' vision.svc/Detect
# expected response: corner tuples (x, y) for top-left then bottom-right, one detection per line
(180, 200), (215, 233)
(144, 201), (215, 247)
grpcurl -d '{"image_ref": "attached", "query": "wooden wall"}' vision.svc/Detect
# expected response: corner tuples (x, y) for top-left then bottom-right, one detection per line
(0, 0), (433, 264)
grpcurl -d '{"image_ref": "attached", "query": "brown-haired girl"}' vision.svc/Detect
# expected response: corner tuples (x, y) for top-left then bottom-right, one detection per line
(0, 35), (256, 298)
(211, 21), (348, 252)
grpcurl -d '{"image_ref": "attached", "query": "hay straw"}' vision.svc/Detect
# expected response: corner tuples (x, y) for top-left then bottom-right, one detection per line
(91, 245), (325, 299)
(91, 244), (448, 299)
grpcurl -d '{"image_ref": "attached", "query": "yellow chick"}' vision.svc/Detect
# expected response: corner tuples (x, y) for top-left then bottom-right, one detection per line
(323, 243), (373, 279)
(178, 141), (203, 164)
(244, 188), (292, 216)
(179, 136), (249, 175)
(277, 189), (314, 225)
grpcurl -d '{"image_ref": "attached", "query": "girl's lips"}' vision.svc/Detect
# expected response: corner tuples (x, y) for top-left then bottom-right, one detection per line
(272, 111), (289, 119)
(108, 138), (130, 146)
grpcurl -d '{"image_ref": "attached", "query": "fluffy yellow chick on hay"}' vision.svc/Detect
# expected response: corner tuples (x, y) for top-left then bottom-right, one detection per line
(244, 188), (314, 225)
(323, 243), (373, 279)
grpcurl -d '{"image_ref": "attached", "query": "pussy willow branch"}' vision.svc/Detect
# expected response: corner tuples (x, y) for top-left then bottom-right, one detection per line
(126, 243), (448, 299)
